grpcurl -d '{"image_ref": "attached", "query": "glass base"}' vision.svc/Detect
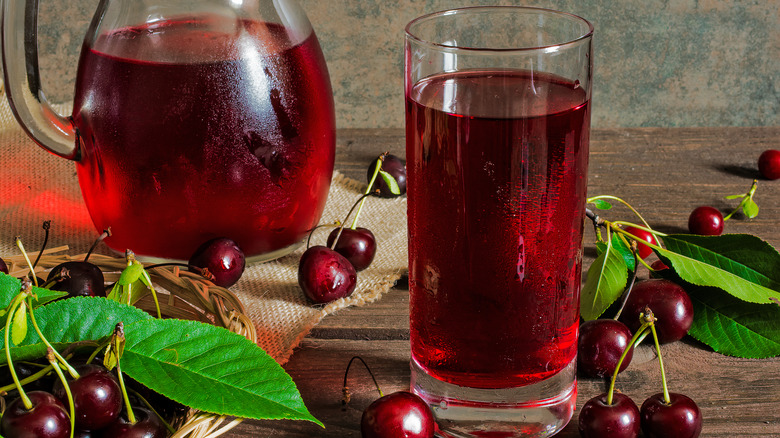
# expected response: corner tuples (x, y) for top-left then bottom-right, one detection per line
(411, 357), (576, 438)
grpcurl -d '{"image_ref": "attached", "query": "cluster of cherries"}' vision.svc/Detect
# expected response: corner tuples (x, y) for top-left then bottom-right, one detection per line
(0, 230), (247, 438)
(577, 279), (701, 438)
(578, 216), (701, 438)
(577, 149), (780, 437)
(0, 357), (182, 438)
(298, 153), (407, 305)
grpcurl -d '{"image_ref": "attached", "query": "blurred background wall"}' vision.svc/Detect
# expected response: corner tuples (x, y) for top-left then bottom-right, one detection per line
(29, 0), (780, 129)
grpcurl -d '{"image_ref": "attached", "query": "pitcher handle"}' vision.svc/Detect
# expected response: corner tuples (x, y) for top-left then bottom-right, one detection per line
(2, 0), (79, 160)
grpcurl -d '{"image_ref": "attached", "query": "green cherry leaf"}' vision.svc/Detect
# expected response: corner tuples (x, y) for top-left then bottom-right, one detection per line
(742, 198), (759, 218)
(0, 273), (67, 310)
(591, 199), (613, 210)
(687, 286), (780, 358)
(378, 170), (401, 195)
(0, 297), (153, 364)
(581, 240), (629, 320)
(657, 234), (780, 304)
(121, 318), (322, 425)
(724, 194), (744, 200)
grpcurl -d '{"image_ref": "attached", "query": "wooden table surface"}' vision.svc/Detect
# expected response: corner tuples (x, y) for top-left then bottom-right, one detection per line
(231, 127), (780, 437)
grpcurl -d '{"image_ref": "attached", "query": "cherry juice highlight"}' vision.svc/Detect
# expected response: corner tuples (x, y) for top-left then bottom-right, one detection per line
(73, 16), (335, 260)
(407, 70), (589, 389)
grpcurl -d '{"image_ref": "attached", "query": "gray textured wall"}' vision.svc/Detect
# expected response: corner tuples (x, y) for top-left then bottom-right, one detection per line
(27, 0), (780, 129)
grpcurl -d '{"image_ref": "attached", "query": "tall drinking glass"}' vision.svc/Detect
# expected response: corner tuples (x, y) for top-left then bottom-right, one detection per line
(405, 7), (592, 437)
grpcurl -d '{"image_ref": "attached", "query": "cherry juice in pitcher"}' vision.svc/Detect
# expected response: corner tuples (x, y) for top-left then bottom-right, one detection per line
(72, 15), (335, 260)
(407, 70), (589, 389)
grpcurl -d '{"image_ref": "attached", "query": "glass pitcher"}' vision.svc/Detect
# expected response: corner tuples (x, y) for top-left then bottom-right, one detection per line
(2, 0), (336, 261)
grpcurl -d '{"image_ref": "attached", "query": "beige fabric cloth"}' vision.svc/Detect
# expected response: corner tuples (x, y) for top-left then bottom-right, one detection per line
(0, 90), (408, 364)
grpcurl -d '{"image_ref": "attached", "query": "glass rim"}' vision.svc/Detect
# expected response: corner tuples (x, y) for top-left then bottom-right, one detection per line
(404, 6), (594, 53)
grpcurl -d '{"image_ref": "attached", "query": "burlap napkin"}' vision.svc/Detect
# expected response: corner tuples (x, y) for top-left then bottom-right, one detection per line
(0, 90), (408, 364)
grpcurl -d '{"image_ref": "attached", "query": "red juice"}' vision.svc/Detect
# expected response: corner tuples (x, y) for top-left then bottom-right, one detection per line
(406, 70), (589, 389)
(72, 16), (335, 260)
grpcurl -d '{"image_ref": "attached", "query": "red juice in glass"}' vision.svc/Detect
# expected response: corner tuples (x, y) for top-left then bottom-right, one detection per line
(407, 69), (589, 390)
(72, 16), (335, 260)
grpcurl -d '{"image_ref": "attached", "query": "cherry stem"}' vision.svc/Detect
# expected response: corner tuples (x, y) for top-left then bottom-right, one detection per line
(0, 355), (74, 394)
(84, 228), (111, 262)
(40, 268), (69, 290)
(607, 321), (650, 406)
(585, 208), (605, 242)
(26, 296), (80, 379)
(331, 193), (373, 251)
(115, 347), (136, 424)
(129, 388), (176, 433)
(648, 319), (672, 404)
(342, 356), (384, 406)
(48, 349), (76, 438)
(4, 293), (32, 409)
(32, 221), (51, 270)
(723, 179), (759, 221)
(613, 248), (639, 321)
(587, 195), (656, 241)
(305, 221), (341, 249)
(351, 154), (385, 230)
(15, 237), (39, 287)
(86, 338), (111, 365)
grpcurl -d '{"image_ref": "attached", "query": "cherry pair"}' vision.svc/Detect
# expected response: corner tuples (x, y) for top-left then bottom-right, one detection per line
(578, 310), (702, 438)
(299, 154), (406, 304)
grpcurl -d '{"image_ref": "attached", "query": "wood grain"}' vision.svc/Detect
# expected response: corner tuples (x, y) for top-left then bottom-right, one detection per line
(230, 127), (780, 437)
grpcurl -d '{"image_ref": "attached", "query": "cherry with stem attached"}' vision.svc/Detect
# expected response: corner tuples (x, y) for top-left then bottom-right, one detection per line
(640, 311), (702, 438)
(688, 180), (759, 235)
(578, 315), (651, 438)
(327, 158), (391, 271)
(367, 153), (406, 198)
(47, 228), (111, 298)
(299, 193), (376, 304)
(342, 356), (435, 438)
(578, 235), (638, 378)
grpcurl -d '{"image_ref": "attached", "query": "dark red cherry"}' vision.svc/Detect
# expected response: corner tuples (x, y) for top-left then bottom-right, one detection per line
(0, 391), (70, 438)
(640, 393), (702, 438)
(578, 392), (640, 438)
(578, 319), (634, 378)
(623, 226), (656, 259)
(298, 245), (357, 304)
(188, 237), (246, 288)
(361, 391), (435, 438)
(326, 227), (377, 271)
(758, 149), (780, 180)
(47, 261), (106, 298)
(618, 279), (693, 343)
(0, 257), (8, 274)
(687, 206), (723, 236)
(100, 406), (168, 438)
(52, 363), (122, 430)
(368, 154), (407, 198)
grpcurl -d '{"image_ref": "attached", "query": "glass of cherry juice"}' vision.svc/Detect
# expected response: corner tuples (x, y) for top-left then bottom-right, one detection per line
(405, 7), (593, 437)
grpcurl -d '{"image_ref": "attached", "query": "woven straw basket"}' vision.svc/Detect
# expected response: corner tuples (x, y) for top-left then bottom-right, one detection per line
(6, 246), (256, 438)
